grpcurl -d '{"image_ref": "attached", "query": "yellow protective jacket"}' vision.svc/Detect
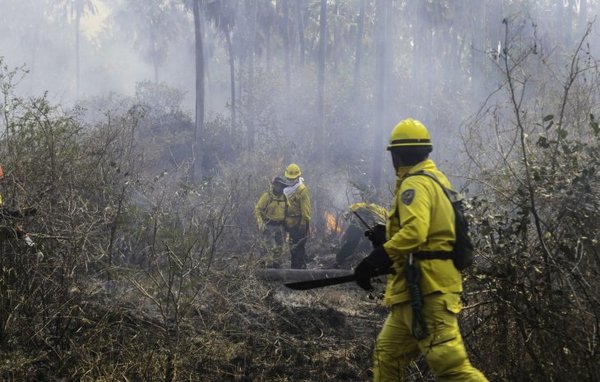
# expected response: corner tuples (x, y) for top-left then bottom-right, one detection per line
(255, 191), (287, 226)
(382, 159), (462, 306)
(284, 183), (311, 229)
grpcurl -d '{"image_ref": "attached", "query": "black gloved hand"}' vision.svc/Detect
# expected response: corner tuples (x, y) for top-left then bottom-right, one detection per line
(365, 223), (386, 248)
(14, 224), (26, 239)
(354, 246), (393, 291)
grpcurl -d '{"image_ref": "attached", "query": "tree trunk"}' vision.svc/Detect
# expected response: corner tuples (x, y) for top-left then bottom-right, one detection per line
(469, 0), (484, 100)
(409, 0), (430, 108)
(331, 1), (339, 71)
(385, 1), (395, 128)
(370, 0), (388, 187)
(425, 7), (437, 106)
(294, 1), (306, 66)
(317, 0), (327, 162)
(445, 26), (459, 93)
(152, 54), (159, 83)
(579, 0), (588, 37)
(192, 0), (205, 183)
(225, 31), (236, 129)
(75, 9), (81, 99)
(282, 0), (291, 88)
(555, 1), (570, 48)
(150, 27), (159, 82)
(353, 0), (366, 90)
(247, 0), (258, 149)
(266, 12), (272, 72)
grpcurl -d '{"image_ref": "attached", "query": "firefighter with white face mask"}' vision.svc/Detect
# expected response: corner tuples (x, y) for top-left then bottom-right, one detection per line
(282, 164), (311, 269)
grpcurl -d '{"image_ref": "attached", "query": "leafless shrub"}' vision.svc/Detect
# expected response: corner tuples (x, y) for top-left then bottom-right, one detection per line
(460, 16), (600, 381)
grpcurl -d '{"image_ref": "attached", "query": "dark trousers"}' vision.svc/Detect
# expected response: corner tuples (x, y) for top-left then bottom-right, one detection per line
(262, 223), (285, 267)
(264, 223), (285, 246)
(288, 225), (308, 269)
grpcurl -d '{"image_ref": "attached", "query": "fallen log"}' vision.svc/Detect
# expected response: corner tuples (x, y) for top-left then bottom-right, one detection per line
(255, 268), (352, 283)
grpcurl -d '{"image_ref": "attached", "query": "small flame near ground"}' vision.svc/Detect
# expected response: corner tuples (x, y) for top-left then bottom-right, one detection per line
(324, 211), (342, 234)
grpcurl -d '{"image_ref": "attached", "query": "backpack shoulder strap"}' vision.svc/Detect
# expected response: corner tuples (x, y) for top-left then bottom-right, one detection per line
(405, 171), (460, 203)
(262, 192), (273, 213)
(406, 170), (446, 195)
(395, 171), (458, 224)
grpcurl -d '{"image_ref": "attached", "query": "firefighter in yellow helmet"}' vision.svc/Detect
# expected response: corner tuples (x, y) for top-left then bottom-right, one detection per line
(335, 203), (387, 268)
(353, 119), (488, 381)
(283, 163), (311, 269)
(254, 176), (288, 267)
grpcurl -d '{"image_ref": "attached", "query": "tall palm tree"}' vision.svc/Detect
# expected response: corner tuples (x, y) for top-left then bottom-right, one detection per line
(204, 0), (238, 128)
(115, 0), (187, 83)
(316, 0), (327, 162)
(69, 0), (97, 99)
(191, 0), (205, 182)
(370, 0), (388, 187)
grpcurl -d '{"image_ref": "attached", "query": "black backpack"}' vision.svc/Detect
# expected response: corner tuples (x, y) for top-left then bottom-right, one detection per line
(406, 171), (474, 271)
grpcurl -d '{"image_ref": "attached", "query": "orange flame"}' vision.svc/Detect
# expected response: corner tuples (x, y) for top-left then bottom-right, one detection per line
(324, 212), (342, 234)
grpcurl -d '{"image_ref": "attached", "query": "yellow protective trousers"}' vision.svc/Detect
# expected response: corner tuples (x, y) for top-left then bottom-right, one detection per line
(373, 293), (488, 382)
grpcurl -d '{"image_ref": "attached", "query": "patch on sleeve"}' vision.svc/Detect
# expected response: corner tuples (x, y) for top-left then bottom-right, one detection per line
(401, 189), (415, 205)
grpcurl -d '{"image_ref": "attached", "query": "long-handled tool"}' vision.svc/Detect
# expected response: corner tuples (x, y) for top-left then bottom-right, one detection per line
(351, 210), (371, 229)
(284, 268), (392, 290)
(284, 210), (391, 290)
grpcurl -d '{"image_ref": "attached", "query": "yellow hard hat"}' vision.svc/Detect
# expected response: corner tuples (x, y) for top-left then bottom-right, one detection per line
(284, 163), (301, 179)
(386, 119), (432, 150)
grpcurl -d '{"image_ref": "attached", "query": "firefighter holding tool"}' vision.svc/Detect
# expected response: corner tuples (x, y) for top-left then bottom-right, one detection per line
(353, 119), (487, 381)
